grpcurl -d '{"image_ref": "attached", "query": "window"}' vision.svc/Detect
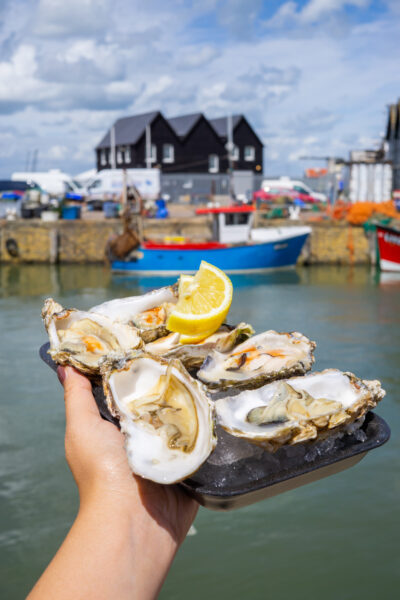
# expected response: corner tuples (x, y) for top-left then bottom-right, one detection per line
(294, 185), (309, 195)
(117, 147), (123, 164)
(89, 179), (101, 189)
(225, 213), (249, 225)
(100, 150), (107, 166)
(125, 147), (131, 163)
(231, 145), (239, 160)
(151, 144), (157, 162)
(162, 144), (174, 163)
(209, 154), (219, 173)
(244, 146), (255, 161)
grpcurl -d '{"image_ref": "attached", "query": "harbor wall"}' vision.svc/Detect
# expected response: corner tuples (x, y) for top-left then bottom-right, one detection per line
(0, 216), (371, 265)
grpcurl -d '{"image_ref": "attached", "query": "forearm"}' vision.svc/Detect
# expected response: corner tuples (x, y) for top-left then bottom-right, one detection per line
(28, 493), (178, 600)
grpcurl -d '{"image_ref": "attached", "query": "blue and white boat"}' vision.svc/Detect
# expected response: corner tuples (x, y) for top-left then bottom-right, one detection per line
(111, 206), (311, 276)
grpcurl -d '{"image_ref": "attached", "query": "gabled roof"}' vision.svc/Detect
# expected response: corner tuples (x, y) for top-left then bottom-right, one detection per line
(96, 111), (160, 149)
(209, 114), (264, 146)
(168, 113), (203, 138)
(209, 115), (242, 138)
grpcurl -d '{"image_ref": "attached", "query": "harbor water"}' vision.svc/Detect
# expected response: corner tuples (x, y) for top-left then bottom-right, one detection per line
(0, 264), (399, 599)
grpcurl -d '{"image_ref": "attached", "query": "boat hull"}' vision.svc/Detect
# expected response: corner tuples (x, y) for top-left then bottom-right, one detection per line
(377, 225), (400, 272)
(111, 233), (309, 275)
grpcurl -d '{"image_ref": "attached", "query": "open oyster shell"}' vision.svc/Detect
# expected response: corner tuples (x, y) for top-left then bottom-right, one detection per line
(90, 285), (178, 342)
(102, 353), (217, 484)
(215, 369), (385, 451)
(42, 298), (143, 375)
(145, 322), (255, 370)
(197, 330), (316, 390)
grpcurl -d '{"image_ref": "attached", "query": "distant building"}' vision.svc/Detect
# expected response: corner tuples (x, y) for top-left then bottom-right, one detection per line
(95, 111), (263, 175)
(384, 100), (400, 189)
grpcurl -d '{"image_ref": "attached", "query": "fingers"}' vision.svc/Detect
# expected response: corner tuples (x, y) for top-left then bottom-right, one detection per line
(58, 366), (101, 428)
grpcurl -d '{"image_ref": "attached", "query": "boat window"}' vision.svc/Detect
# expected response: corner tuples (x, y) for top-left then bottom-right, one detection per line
(163, 144), (174, 163)
(225, 213), (249, 225)
(125, 147), (131, 163)
(209, 154), (219, 173)
(244, 146), (255, 161)
(117, 147), (123, 164)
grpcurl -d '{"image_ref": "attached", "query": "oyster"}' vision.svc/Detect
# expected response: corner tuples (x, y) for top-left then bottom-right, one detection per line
(90, 286), (177, 342)
(215, 369), (385, 451)
(197, 330), (316, 390)
(102, 353), (216, 484)
(42, 298), (143, 375)
(145, 323), (255, 370)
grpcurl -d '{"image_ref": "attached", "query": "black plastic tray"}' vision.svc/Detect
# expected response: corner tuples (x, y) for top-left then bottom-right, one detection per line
(40, 342), (391, 511)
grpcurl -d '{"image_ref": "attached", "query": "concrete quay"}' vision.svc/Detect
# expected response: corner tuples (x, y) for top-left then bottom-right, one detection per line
(0, 216), (371, 265)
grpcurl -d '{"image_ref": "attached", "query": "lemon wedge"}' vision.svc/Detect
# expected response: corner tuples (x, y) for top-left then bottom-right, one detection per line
(167, 261), (233, 337)
(179, 329), (217, 345)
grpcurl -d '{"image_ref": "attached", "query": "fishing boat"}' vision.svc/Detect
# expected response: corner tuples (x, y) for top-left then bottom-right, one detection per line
(376, 224), (400, 272)
(111, 206), (311, 275)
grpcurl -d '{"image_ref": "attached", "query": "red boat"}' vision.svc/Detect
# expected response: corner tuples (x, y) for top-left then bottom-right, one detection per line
(376, 224), (400, 272)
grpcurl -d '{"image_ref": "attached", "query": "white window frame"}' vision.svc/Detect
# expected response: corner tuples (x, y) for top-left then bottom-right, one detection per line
(117, 147), (123, 164)
(209, 154), (219, 173)
(244, 145), (255, 161)
(125, 146), (131, 163)
(100, 149), (107, 166)
(150, 144), (157, 163)
(162, 143), (174, 163)
(231, 145), (239, 160)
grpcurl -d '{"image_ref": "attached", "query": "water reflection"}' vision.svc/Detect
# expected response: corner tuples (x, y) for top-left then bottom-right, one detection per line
(0, 264), (111, 298)
(112, 268), (301, 293)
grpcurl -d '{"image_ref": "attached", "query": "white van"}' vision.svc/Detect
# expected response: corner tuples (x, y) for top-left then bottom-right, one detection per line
(12, 170), (84, 198)
(86, 169), (160, 200)
(261, 177), (327, 202)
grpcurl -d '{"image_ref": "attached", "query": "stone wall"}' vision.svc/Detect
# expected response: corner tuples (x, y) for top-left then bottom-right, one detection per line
(0, 215), (371, 265)
(256, 217), (371, 265)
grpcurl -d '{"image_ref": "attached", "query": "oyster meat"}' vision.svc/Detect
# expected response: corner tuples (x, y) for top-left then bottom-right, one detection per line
(42, 298), (143, 375)
(197, 330), (316, 390)
(145, 322), (254, 370)
(102, 353), (216, 484)
(215, 369), (385, 451)
(90, 286), (177, 342)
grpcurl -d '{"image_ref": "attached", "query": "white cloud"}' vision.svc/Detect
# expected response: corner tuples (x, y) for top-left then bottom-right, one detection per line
(0, 45), (56, 108)
(48, 145), (68, 159)
(0, 1), (398, 177)
(34, 0), (110, 37)
(265, 0), (369, 27)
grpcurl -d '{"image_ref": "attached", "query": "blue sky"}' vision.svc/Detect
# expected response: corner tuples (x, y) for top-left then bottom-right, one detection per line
(0, 0), (398, 177)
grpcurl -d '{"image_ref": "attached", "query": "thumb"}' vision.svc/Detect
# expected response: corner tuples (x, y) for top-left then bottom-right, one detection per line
(58, 366), (101, 427)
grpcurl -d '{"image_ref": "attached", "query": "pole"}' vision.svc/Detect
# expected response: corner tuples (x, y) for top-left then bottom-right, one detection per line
(227, 115), (234, 198)
(145, 125), (151, 169)
(122, 168), (127, 207)
(111, 125), (116, 169)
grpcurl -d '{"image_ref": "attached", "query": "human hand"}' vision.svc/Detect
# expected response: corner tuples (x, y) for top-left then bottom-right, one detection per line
(29, 366), (198, 600)
(59, 365), (198, 546)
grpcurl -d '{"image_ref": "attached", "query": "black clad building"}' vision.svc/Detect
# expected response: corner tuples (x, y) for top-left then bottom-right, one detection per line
(96, 111), (263, 174)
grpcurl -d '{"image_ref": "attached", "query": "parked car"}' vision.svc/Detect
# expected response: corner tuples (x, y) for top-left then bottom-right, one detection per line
(253, 186), (323, 206)
(86, 169), (160, 201)
(0, 180), (41, 218)
(261, 177), (327, 203)
(12, 170), (85, 199)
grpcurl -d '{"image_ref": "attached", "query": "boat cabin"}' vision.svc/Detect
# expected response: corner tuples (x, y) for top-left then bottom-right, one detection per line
(196, 205), (254, 244)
